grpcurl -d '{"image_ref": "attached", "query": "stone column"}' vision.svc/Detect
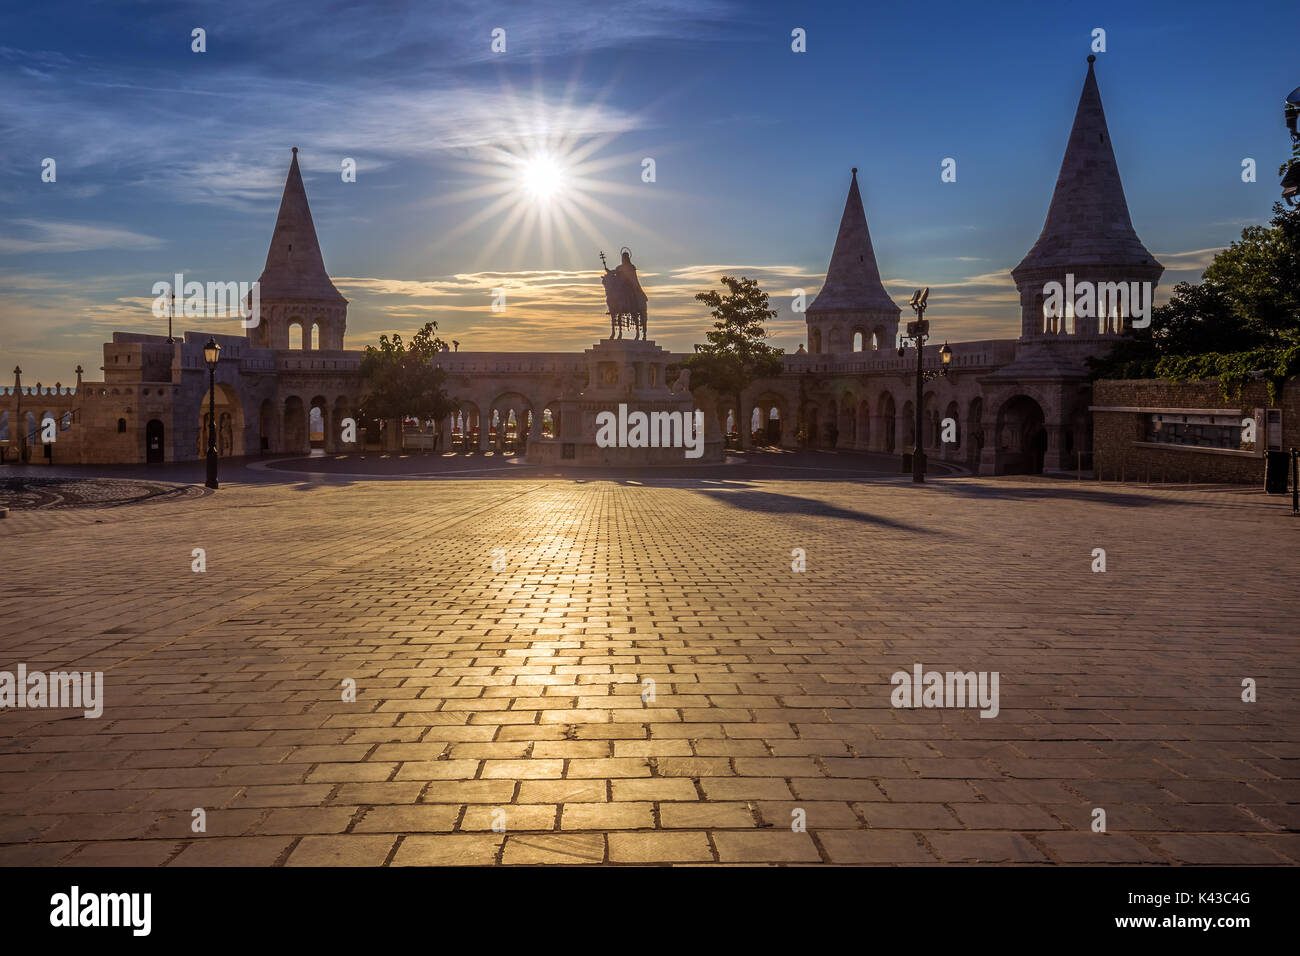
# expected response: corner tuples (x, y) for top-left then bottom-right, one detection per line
(323, 407), (336, 453)
(1042, 421), (1066, 473)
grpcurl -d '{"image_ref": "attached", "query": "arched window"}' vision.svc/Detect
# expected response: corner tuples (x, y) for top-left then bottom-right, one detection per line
(0, 411), (8, 441)
(310, 323), (320, 351)
(870, 331), (880, 350)
(289, 322), (303, 349)
(117, 418), (127, 433)
(61, 411), (72, 431)
(852, 331), (864, 352)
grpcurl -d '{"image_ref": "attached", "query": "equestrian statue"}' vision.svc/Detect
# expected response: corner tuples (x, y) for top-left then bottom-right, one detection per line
(600, 247), (648, 341)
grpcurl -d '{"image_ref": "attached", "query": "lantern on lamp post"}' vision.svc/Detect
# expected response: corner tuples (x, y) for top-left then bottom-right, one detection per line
(897, 288), (951, 483)
(203, 337), (222, 489)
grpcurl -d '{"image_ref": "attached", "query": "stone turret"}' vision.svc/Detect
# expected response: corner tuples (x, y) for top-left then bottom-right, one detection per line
(806, 168), (901, 354)
(1011, 56), (1162, 342)
(246, 148), (348, 350)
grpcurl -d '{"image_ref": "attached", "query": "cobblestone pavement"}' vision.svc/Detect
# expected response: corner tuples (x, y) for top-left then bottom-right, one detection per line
(0, 471), (1296, 866)
(0, 477), (209, 511)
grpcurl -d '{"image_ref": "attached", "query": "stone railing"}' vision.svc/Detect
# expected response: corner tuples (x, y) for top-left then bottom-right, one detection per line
(0, 386), (77, 396)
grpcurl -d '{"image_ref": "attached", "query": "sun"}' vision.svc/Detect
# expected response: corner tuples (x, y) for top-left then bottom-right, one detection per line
(521, 154), (566, 203)
(431, 81), (671, 268)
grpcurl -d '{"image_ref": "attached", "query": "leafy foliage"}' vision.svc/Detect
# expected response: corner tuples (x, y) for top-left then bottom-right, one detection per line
(684, 276), (785, 402)
(358, 322), (454, 424)
(1089, 202), (1300, 400)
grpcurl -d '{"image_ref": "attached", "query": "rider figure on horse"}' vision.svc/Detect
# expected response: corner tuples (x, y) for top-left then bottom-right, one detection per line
(601, 247), (648, 340)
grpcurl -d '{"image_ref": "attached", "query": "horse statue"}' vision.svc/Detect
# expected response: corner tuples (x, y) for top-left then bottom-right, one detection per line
(600, 247), (648, 340)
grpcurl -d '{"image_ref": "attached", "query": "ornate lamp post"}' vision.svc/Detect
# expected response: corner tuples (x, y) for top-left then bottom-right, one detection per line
(897, 287), (952, 483)
(203, 337), (222, 489)
(1282, 85), (1300, 205)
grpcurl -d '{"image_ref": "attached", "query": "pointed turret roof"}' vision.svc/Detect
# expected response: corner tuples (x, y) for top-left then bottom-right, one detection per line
(808, 168), (899, 313)
(1014, 57), (1161, 277)
(256, 148), (346, 303)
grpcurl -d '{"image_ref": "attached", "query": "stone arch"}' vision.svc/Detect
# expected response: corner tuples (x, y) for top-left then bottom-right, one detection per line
(871, 326), (885, 351)
(309, 395), (329, 450)
(995, 394), (1047, 474)
(541, 399), (561, 440)
(877, 391), (896, 453)
(766, 406), (782, 444)
(922, 391), (939, 448)
(489, 391), (532, 452)
(856, 397), (870, 447)
(198, 382), (246, 458)
(454, 401), (482, 451)
(901, 400), (915, 448)
(289, 320), (304, 350)
(810, 328), (822, 354)
(852, 328), (867, 352)
(752, 392), (786, 446)
(721, 401), (739, 443)
(943, 399), (960, 445)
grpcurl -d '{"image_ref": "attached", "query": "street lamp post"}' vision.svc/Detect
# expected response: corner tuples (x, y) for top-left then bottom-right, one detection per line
(897, 288), (952, 483)
(204, 337), (222, 489)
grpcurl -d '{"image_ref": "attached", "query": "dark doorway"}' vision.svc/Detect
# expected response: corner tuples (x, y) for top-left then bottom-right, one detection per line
(146, 419), (165, 463)
(995, 395), (1046, 474)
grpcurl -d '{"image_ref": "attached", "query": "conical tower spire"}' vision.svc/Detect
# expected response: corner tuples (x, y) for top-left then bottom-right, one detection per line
(809, 168), (899, 313)
(256, 148), (345, 303)
(1013, 57), (1160, 276)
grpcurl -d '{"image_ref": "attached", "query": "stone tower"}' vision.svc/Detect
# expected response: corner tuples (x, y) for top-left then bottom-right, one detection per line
(246, 148), (348, 350)
(1011, 56), (1163, 347)
(806, 168), (900, 354)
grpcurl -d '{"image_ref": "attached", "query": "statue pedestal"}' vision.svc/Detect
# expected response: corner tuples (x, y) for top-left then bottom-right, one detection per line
(527, 338), (723, 467)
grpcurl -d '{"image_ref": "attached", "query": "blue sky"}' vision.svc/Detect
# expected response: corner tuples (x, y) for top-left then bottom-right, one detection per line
(0, 0), (1293, 382)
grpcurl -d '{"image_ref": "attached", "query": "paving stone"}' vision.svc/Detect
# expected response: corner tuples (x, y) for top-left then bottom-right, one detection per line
(353, 805), (462, 833)
(819, 830), (937, 864)
(502, 833), (605, 865)
(712, 831), (821, 863)
(169, 837), (295, 867)
(286, 835), (397, 866)
(608, 831), (713, 863)
(391, 834), (503, 866)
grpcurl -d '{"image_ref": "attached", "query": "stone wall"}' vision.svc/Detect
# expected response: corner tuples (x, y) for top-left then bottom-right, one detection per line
(1091, 377), (1298, 485)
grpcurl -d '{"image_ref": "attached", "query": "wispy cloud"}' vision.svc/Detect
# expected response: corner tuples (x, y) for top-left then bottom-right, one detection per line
(0, 220), (165, 254)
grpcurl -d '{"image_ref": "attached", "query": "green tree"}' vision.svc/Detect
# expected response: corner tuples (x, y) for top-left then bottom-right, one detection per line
(1090, 202), (1300, 397)
(358, 322), (455, 429)
(684, 276), (785, 431)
